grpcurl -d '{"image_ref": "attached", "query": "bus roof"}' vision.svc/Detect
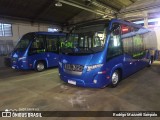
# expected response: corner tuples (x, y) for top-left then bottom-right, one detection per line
(71, 19), (144, 32)
(111, 19), (144, 29)
(74, 19), (110, 29)
(27, 31), (66, 36)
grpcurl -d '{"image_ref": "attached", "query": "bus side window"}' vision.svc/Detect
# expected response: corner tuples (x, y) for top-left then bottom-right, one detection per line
(94, 36), (101, 47)
(122, 25), (145, 59)
(59, 36), (65, 52)
(132, 33), (145, 59)
(79, 36), (84, 47)
(121, 24), (133, 56)
(46, 35), (58, 53)
(29, 35), (45, 55)
(107, 23), (123, 60)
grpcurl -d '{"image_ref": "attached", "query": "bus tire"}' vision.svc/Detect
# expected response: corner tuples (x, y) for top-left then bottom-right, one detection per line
(110, 70), (120, 88)
(35, 61), (45, 72)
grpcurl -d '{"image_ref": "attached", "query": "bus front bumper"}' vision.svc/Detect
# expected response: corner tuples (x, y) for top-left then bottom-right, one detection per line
(12, 60), (30, 70)
(59, 74), (110, 88)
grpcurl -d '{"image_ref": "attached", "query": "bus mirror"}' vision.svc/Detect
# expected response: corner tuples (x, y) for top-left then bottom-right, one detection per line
(108, 30), (118, 36)
(112, 29), (120, 35)
(111, 24), (120, 35)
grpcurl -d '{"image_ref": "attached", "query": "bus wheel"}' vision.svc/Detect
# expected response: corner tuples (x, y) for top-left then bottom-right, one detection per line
(35, 61), (45, 72)
(110, 70), (120, 88)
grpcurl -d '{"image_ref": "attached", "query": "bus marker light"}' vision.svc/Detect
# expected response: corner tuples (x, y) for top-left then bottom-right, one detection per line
(107, 76), (110, 79)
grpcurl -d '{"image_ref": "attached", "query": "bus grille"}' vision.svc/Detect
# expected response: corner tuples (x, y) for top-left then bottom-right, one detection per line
(64, 64), (84, 72)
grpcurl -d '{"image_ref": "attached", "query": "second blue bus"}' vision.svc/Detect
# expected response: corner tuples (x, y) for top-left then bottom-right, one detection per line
(11, 32), (66, 71)
(58, 19), (158, 88)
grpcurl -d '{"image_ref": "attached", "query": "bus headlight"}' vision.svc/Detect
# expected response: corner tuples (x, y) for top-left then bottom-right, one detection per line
(18, 57), (26, 61)
(87, 64), (103, 72)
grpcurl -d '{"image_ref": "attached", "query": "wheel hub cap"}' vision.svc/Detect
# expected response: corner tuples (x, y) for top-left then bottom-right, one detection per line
(112, 72), (119, 85)
(37, 63), (44, 71)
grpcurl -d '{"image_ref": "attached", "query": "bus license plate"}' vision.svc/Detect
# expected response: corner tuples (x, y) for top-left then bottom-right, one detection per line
(68, 80), (76, 85)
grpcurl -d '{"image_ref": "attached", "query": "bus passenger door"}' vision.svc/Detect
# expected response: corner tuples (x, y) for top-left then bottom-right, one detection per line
(46, 35), (59, 67)
(28, 35), (46, 69)
(122, 38), (136, 76)
(121, 25), (137, 76)
(107, 23), (124, 75)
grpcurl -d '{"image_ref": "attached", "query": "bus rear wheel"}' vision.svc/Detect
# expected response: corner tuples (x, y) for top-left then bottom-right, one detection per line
(110, 70), (120, 88)
(35, 61), (45, 72)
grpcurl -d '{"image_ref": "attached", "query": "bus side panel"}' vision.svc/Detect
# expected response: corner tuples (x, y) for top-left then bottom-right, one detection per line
(106, 55), (125, 80)
(46, 52), (59, 67)
(123, 54), (138, 77)
(28, 53), (47, 69)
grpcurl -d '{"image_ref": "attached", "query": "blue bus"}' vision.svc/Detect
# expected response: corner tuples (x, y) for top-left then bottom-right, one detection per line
(58, 19), (155, 88)
(11, 32), (66, 71)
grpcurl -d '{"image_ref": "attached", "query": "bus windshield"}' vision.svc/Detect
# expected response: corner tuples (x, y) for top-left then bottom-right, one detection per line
(61, 23), (108, 55)
(15, 33), (33, 51)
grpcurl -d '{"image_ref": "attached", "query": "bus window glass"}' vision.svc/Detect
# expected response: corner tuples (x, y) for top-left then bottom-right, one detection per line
(121, 24), (134, 55)
(79, 37), (84, 47)
(84, 36), (88, 47)
(107, 23), (122, 60)
(59, 36), (66, 42)
(69, 34), (78, 48)
(88, 37), (92, 48)
(132, 34), (145, 58)
(61, 23), (108, 55)
(29, 35), (45, 54)
(123, 37), (133, 55)
(46, 35), (58, 52)
(94, 32), (101, 47)
(122, 24), (145, 58)
(15, 34), (33, 51)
